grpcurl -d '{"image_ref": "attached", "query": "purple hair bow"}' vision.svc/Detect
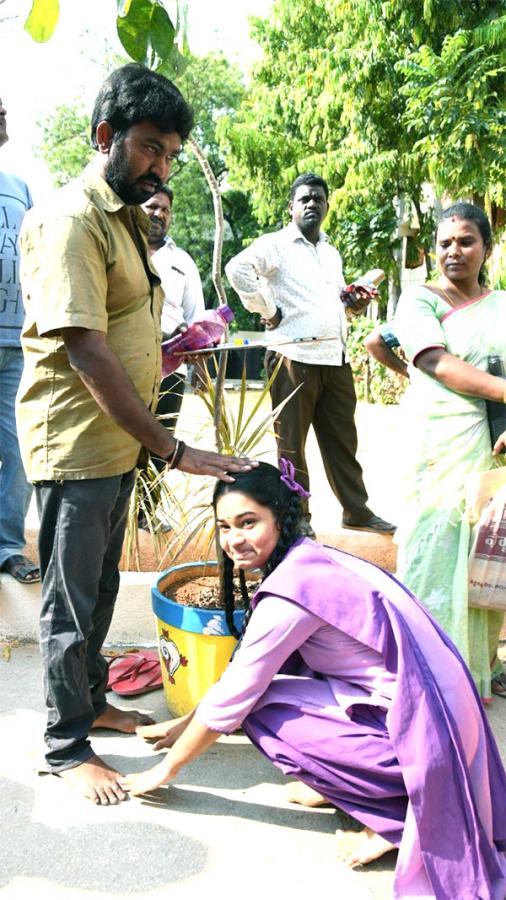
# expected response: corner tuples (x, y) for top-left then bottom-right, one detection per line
(279, 458), (311, 499)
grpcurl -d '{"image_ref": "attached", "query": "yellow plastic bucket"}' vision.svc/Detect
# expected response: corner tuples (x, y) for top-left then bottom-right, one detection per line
(152, 562), (244, 717)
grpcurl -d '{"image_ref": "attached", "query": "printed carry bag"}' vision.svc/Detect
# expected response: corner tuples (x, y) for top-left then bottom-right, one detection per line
(466, 465), (506, 611)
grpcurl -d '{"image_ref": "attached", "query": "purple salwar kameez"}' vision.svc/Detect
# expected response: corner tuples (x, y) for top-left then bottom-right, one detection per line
(196, 539), (506, 899)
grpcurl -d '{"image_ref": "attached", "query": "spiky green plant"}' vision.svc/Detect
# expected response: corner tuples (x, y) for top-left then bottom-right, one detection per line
(122, 353), (296, 573)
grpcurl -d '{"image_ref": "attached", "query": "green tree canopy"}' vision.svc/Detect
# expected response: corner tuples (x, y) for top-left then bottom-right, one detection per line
(220, 0), (506, 300)
(399, 29), (506, 212)
(36, 104), (92, 187)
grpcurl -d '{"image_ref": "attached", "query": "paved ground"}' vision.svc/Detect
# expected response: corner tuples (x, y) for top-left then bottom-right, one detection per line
(1, 645), (504, 900)
(1, 645), (400, 900)
(1, 396), (504, 899)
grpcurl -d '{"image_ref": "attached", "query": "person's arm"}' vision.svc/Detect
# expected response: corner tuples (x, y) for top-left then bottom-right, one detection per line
(394, 287), (505, 400)
(179, 254), (205, 326)
(136, 708), (196, 749)
(120, 717), (221, 795)
(177, 255), (209, 386)
(260, 308), (282, 329)
(415, 347), (506, 403)
(225, 238), (280, 322)
(341, 284), (378, 317)
(493, 430), (506, 455)
(120, 594), (324, 795)
(63, 327), (256, 479)
(365, 329), (409, 378)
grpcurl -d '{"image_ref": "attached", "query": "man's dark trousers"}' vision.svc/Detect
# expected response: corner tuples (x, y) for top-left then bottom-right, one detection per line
(265, 351), (373, 523)
(35, 469), (135, 771)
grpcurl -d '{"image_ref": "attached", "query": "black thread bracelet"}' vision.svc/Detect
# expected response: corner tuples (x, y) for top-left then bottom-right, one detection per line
(170, 439), (186, 469)
(164, 440), (178, 468)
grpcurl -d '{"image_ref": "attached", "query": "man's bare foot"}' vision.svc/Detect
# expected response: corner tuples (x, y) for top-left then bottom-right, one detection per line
(137, 709), (194, 750)
(92, 703), (154, 733)
(335, 827), (396, 867)
(59, 755), (128, 805)
(285, 781), (329, 807)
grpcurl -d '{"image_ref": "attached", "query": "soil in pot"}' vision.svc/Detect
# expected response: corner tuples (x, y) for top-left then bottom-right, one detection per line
(164, 574), (260, 609)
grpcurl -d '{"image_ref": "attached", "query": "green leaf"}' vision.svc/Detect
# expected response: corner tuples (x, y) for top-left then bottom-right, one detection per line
(24, 0), (60, 43)
(151, 4), (176, 59)
(116, 0), (175, 68)
(157, 44), (190, 78)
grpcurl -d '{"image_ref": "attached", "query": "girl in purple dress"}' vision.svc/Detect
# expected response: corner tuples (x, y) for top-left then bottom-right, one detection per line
(121, 461), (506, 899)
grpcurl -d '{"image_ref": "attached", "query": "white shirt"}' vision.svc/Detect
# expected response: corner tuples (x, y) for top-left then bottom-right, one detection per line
(151, 236), (205, 338)
(225, 223), (347, 365)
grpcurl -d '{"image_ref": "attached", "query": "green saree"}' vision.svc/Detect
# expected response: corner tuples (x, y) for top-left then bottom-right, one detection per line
(394, 287), (506, 699)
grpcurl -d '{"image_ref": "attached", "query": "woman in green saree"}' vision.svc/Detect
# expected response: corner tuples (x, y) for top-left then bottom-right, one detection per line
(394, 202), (506, 702)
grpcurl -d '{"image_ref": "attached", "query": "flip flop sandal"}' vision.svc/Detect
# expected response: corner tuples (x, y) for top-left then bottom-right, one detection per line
(107, 650), (163, 696)
(491, 673), (506, 698)
(0, 554), (40, 584)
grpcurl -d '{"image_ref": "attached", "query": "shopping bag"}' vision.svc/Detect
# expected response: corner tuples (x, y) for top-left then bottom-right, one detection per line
(466, 466), (506, 611)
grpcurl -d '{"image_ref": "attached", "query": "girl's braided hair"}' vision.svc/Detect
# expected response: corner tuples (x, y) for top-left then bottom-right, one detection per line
(213, 461), (306, 637)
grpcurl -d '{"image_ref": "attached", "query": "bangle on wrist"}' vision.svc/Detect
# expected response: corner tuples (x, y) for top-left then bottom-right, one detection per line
(170, 439), (186, 469)
(163, 439), (187, 469)
(164, 440), (179, 468)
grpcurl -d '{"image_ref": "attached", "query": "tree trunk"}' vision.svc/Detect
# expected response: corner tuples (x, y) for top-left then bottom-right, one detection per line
(387, 273), (401, 319)
(412, 195), (432, 278)
(188, 135), (227, 307)
(187, 136), (231, 588)
(187, 135), (230, 452)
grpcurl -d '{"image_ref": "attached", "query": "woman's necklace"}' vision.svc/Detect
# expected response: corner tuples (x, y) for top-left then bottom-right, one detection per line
(438, 282), (482, 307)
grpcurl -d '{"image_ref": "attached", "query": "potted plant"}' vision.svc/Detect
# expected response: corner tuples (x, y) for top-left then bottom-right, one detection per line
(139, 358), (288, 715)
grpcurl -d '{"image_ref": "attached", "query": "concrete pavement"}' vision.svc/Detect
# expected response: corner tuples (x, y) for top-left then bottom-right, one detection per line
(1, 643), (504, 900)
(1, 644), (399, 900)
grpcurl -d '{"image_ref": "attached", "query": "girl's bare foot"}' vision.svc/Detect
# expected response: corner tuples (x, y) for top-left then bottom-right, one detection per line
(285, 781), (328, 807)
(137, 710), (194, 749)
(92, 703), (154, 733)
(335, 827), (396, 867)
(59, 755), (128, 805)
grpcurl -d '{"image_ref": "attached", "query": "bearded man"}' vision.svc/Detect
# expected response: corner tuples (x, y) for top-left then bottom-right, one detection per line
(17, 64), (255, 806)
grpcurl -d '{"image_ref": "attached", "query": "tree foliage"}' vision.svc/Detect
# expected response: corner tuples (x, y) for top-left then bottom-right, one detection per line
(36, 104), (93, 187)
(24, 0), (179, 67)
(399, 30), (506, 209)
(27, 0), (506, 308)
(220, 0), (506, 294)
(24, 0), (60, 42)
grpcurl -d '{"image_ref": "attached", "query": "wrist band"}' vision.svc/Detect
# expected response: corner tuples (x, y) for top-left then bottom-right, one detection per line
(164, 440), (179, 468)
(170, 439), (186, 469)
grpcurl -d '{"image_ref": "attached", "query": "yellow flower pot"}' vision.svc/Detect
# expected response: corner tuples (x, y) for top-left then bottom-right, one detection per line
(151, 561), (244, 716)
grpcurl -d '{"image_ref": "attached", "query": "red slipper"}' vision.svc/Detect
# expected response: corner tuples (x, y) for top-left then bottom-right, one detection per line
(107, 650), (163, 696)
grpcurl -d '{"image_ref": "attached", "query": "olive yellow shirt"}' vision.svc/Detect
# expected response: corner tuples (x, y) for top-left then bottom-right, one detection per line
(17, 163), (163, 481)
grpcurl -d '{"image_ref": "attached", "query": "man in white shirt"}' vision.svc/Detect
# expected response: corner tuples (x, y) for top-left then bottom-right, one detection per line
(142, 185), (205, 471)
(225, 172), (394, 534)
